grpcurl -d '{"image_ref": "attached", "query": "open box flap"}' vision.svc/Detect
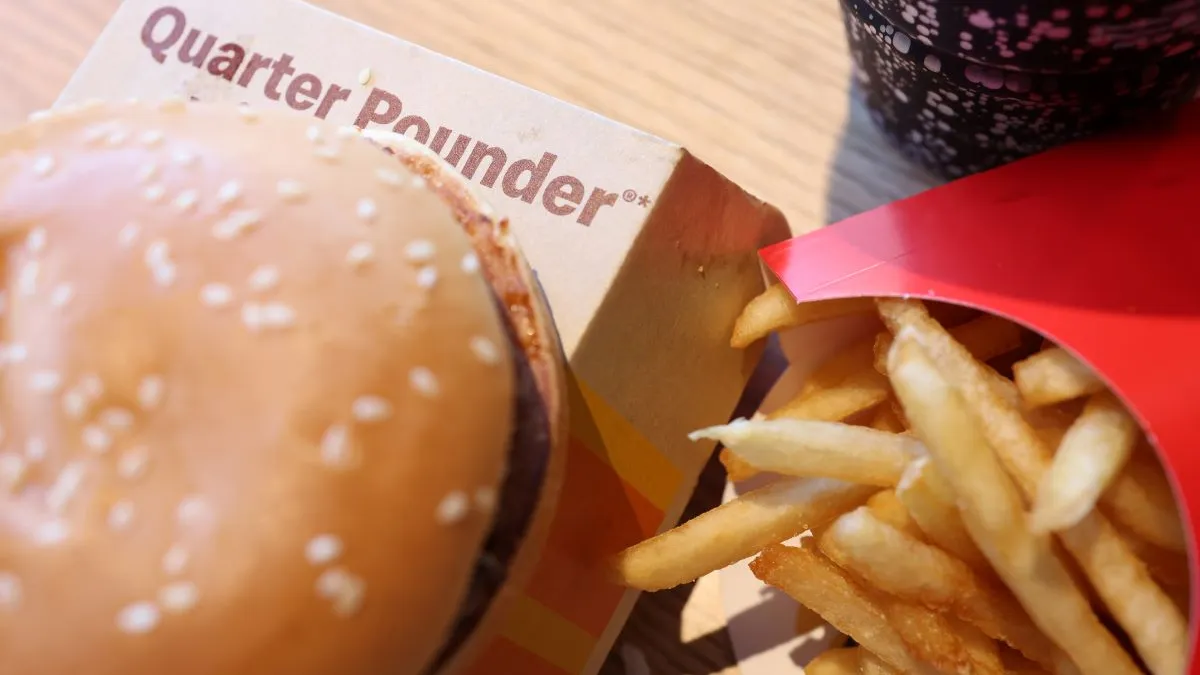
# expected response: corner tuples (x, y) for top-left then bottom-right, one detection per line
(761, 102), (1200, 608)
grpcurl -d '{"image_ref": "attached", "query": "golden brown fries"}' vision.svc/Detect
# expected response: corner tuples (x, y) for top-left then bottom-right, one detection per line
(613, 478), (875, 591)
(803, 647), (862, 674)
(1030, 391), (1140, 533)
(615, 290), (1191, 675)
(1012, 346), (1105, 407)
(691, 419), (921, 487)
(895, 457), (991, 571)
(750, 543), (941, 675)
(730, 284), (874, 348)
(818, 507), (1077, 674)
(885, 333), (1142, 675)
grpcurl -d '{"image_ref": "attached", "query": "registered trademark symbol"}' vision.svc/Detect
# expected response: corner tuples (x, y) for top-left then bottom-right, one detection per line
(622, 189), (638, 203)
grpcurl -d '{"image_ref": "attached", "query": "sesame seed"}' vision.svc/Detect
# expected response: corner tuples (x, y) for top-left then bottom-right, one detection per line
(159, 97), (186, 112)
(152, 263), (178, 288)
(118, 223), (141, 248)
(46, 462), (86, 513)
(260, 303), (297, 329)
(248, 265), (281, 292)
(135, 164), (159, 185)
(5, 344), (28, 364)
(18, 261), (39, 296)
(314, 145), (340, 162)
(28, 109), (52, 123)
(358, 67), (373, 86)
(140, 130), (165, 146)
(356, 198), (378, 222)
(117, 602), (160, 634)
(351, 396), (392, 422)
(375, 168), (404, 187)
(51, 283), (74, 308)
(159, 582), (199, 614)
(35, 520), (70, 546)
(416, 266), (438, 289)
(62, 390), (88, 419)
(199, 283), (234, 309)
(99, 407), (135, 431)
(108, 500), (135, 531)
(177, 496), (211, 527)
(475, 487), (498, 512)
(173, 189), (200, 212)
(106, 129), (130, 146)
(409, 367), (440, 397)
(82, 425), (113, 454)
(0, 572), (21, 611)
(238, 105), (260, 123)
(411, 176), (427, 190)
(277, 180), (307, 201)
(25, 227), (47, 253)
(117, 446), (151, 480)
(306, 534), (344, 566)
(320, 425), (352, 469)
(404, 240), (436, 263)
(82, 124), (110, 144)
(0, 453), (27, 490)
(336, 126), (360, 140)
(306, 125), (322, 142)
(24, 437), (46, 462)
(79, 374), (104, 399)
(436, 491), (470, 524)
(469, 336), (500, 365)
(162, 545), (189, 575)
(172, 148), (198, 167)
(461, 252), (480, 274)
(216, 180), (243, 206)
(212, 210), (262, 240)
(32, 155), (55, 177)
(346, 242), (375, 268)
(138, 375), (165, 411)
(145, 241), (170, 266)
(144, 184), (166, 203)
(316, 568), (366, 618)
(29, 370), (63, 394)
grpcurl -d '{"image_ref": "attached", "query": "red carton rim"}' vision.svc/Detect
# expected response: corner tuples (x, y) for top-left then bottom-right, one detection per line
(761, 102), (1200, 659)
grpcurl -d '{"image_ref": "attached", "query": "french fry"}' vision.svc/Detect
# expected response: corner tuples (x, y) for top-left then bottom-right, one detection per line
(874, 313), (1025, 376)
(895, 457), (991, 572)
(884, 330), (1142, 675)
(802, 334), (881, 394)
(880, 300), (1188, 675)
(769, 369), (890, 422)
(868, 404), (907, 432)
(730, 284), (875, 348)
(690, 419), (921, 487)
(1030, 391), (1140, 534)
(875, 595), (1005, 675)
(613, 478), (875, 591)
(1002, 648), (1056, 675)
(865, 490), (927, 542)
(750, 543), (941, 675)
(859, 651), (903, 675)
(818, 507), (1078, 675)
(804, 647), (862, 675)
(1104, 449), (1188, 553)
(1013, 347), (1105, 407)
(718, 447), (758, 482)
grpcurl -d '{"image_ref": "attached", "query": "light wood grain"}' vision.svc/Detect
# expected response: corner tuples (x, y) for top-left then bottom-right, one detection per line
(0, 1), (939, 672)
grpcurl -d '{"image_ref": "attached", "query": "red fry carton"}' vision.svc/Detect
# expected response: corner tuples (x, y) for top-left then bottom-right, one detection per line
(760, 102), (1200, 667)
(51, 0), (788, 673)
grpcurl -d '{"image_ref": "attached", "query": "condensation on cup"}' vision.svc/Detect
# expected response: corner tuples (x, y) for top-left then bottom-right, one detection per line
(840, 0), (1200, 178)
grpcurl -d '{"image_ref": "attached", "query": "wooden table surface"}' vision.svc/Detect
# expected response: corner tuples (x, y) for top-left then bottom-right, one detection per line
(0, 1), (940, 672)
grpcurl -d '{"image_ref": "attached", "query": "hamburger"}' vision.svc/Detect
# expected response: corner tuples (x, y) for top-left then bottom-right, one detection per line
(0, 100), (567, 675)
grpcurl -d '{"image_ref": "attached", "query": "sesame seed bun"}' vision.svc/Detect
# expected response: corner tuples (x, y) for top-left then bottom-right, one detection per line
(0, 101), (567, 675)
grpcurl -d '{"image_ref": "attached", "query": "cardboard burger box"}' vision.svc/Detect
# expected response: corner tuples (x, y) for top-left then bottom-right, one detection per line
(52, 1), (788, 673)
(756, 103), (1200, 670)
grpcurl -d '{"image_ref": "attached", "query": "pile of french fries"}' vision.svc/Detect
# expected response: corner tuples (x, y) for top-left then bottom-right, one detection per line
(613, 286), (1190, 675)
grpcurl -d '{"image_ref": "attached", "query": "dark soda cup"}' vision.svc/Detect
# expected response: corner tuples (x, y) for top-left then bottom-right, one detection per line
(841, 0), (1200, 178)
